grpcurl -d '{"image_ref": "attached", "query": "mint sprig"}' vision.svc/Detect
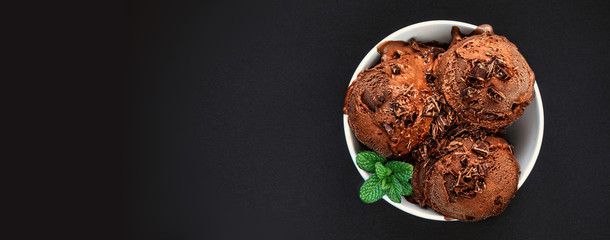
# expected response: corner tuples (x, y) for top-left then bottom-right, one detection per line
(356, 151), (413, 203)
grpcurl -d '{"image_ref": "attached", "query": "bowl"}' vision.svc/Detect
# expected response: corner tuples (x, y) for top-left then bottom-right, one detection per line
(343, 20), (544, 221)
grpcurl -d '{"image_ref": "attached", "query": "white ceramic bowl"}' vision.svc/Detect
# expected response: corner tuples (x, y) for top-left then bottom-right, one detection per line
(344, 20), (544, 221)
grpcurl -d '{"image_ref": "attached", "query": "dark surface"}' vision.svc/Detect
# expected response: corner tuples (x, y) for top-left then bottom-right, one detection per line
(123, 0), (610, 239)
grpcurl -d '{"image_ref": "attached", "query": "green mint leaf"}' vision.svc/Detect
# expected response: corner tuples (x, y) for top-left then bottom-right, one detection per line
(375, 162), (392, 179)
(385, 161), (413, 182)
(385, 161), (409, 172)
(381, 178), (390, 190)
(394, 172), (409, 183)
(401, 181), (413, 196)
(387, 175), (403, 203)
(356, 151), (386, 173)
(359, 174), (386, 203)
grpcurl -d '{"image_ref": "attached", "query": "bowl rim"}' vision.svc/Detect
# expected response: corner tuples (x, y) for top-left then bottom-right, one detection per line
(343, 20), (544, 221)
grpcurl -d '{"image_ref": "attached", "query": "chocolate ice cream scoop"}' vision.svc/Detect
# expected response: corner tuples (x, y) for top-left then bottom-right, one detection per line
(343, 40), (445, 157)
(434, 25), (535, 130)
(422, 134), (519, 221)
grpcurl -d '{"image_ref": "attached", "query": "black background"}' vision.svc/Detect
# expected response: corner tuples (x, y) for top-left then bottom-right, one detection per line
(23, 0), (610, 239)
(124, 0), (610, 239)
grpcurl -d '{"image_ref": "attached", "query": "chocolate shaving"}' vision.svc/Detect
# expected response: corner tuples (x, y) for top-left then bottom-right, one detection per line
(494, 67), (510, 81)
(475, 180), (486, 193)
(382, 122), (394, 135)
(470, 62), (488, 81)
(495, 58), (507, 68)
(436, 115), (448, 132)
(430, 123), (438, 139)
(423, 97), (440, 117)
(447, 140), (463, 152)
(410, 40), (421, 52)
(486, 59), (496, 79)
(453, 156), (488, 199)
(414, 145), (429, 161)
(467, 77), (485, 88)
(472, 140), (490, 157)
(456, 171), (464, 186)
(462, 87), (479, 101)
(487, 86), (506, 103)
(446, 126), (467, 139)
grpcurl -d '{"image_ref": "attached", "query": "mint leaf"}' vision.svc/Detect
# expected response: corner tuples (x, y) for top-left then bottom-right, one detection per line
(394, 172), (410, 183)
(357, 154), (413, 204)
(386, 175), (403, 203)
(359, 174), (386, 203)
(385, 161), (413, 183)
(385, 161), (410, 172)
(401, 181), (413, 196)
(375, 162), (392, 179)
(381, 178), (390, 190)
(356, 151), (387, 173)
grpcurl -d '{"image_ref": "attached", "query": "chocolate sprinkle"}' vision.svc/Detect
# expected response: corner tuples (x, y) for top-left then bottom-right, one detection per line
(472, 140), (490, 157)
(487, 86), (506, 103)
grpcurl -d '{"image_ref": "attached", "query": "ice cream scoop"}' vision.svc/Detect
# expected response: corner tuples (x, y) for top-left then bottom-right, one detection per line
(343, 40), (444, 157)
(414, 132), (519, 221)
(434, 25), (535, 130)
